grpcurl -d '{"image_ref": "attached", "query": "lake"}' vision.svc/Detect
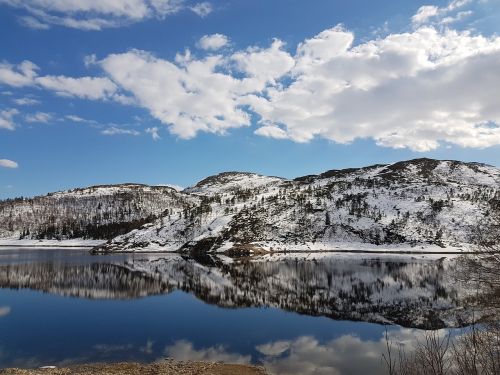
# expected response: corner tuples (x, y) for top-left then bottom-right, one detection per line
(0, 248), (470, 374)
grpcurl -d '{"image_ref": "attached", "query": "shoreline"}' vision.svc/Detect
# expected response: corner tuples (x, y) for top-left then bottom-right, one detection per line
(0, 361), (267, 375)
(0, 238), (473, 255)
(0, 239), (105, 249)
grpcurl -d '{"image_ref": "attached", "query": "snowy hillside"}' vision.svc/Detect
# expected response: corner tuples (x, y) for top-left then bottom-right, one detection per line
(94, 158), (500, 253)
(0, 183), (196, 241)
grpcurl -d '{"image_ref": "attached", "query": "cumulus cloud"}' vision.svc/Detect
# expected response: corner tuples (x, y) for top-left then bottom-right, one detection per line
(246, 26), (500, 151)
(100, 51), (250, 139)
(0, 108), (19, 130)
(0, 0), (186, 30)
(25, 111), (52, 123)
(85, 25), (500, 150)
(232, 39), (295, 85)
(2, 18), (500, 151)
(197, 33), (229, 51)
(98, 40), (295, 139)
(0, 159), (18, 169)
(190, 2), (212, 17)
(164, 340), (251, 364)
(101, 126), (140, 136)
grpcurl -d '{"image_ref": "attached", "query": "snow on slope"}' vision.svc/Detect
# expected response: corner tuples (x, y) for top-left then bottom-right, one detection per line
(95, 158), (500, 253)
(0, 183), (196, 240)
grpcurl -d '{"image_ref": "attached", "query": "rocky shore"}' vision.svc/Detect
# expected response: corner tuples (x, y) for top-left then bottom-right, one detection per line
(0, 361), (268, 375)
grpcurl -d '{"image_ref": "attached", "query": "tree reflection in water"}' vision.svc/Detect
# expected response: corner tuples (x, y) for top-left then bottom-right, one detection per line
(0, 253), (472, 329)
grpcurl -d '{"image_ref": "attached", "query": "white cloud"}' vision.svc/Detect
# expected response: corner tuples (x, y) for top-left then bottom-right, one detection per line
(65, 115), (99, 125)
(441, 10), (473, 24)
(2, 16), (500, 152)
(98, 40), (296, 139)
(101, 126), (140, 136)
(190, 2), (212, 17)
(100, 51), (252, 139)
(0, 0), (186, 30)
(25, 111), (52, 123)
(145, 126), (161, 140)
(197, 33), (229, 51)
(0, 60), (38, 87)
(254, 125), (289, 140)
(19, 15), (50, 29)
(84, 54), (98, 68)
(232, 39), (295, 84)
(165, 340), (250, 364)
(0, 60), (117, 100)
(65, 115), (87, 123)
(92, 25), (500, 150)
(247, 26), (500, 151)
(0, 159), (18, 169)
(412, 5), (440, 25)
(0, 108), (19, 130)
(13, 97), (40, 105)
(412, 0), (473, 26)
(35, 76), (117, 100)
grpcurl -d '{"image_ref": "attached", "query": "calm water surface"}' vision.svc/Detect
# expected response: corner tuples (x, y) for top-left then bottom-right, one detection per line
(0, 248), (469, 374)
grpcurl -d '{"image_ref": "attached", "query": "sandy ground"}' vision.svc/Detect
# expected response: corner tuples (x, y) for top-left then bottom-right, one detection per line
(0, 361), (268, 375)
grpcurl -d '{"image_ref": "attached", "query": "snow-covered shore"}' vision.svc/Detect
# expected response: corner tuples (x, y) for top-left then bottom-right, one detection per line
(0, 238), (471, 254)
(90, 240), (472, 254)
(0, 238), (106, 248)
(250, 240), (471, 253)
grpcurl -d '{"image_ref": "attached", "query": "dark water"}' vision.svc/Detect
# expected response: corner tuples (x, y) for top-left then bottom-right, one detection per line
(0, 249), (468, 374)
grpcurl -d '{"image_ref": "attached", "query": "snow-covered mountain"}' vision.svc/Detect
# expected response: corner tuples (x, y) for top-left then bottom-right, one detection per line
(1, 158), (498, 252)
(0, 183), (195, 240)
(96, 158), (500, 253)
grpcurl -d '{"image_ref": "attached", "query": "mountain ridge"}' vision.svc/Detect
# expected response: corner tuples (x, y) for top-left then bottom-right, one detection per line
(1, 158), (499, 253)
(96, 158), (500, 253)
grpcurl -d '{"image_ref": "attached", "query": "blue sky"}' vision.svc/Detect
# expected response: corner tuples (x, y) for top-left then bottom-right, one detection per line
(1, 0), (499, 198)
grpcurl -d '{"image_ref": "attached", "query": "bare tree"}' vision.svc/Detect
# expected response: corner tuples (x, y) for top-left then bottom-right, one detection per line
(384, 205), (500, 375)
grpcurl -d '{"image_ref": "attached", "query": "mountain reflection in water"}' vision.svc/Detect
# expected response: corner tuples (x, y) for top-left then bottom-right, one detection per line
(0, 251), (468, 329)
